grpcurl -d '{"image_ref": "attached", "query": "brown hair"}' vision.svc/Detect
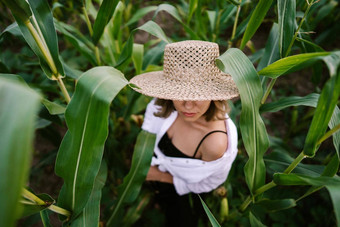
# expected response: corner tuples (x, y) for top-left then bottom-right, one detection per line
(154, 99), (229, 121)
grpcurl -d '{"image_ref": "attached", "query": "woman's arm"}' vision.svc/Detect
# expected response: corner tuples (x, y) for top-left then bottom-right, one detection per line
(146, 166), (173, 184)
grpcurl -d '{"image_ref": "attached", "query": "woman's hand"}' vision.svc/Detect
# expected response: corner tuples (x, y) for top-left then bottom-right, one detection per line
(146, 166), (173, 184)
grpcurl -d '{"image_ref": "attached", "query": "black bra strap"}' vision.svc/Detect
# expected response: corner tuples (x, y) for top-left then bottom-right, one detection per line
(193, 130), (228, 158)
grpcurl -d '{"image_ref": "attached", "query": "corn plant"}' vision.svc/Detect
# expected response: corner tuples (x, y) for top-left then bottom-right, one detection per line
(1, 0), (339, 226)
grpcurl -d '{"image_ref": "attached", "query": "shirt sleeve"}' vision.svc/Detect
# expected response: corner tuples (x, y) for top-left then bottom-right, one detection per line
(172, 164), (232, 195)
(141, 99), (161, 134)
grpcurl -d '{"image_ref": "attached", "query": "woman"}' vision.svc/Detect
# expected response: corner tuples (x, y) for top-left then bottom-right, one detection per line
(130, 40), (239, 226)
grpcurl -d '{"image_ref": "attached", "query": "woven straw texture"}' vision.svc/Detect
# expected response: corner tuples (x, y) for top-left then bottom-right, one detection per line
(130, 40), (239, 101)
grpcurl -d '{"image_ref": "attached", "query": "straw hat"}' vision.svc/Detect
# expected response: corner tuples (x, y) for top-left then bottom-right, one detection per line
(129, 40), (239, 101)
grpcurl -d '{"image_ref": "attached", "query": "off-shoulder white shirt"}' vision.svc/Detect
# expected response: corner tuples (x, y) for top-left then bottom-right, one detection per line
(142, 99), (238, 195)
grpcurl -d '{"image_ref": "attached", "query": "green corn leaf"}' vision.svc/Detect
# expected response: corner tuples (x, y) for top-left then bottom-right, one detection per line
(61, 58), (83, 80)
(122, 192), (151, 226)
(115, 20), (171, 68)
(207, 10), (217, 33)
(249, 212), (266, 227)
(273, 173), (340, 225)
(277, 0), (296, 58)
(55, 66), (128, 219)
(40, 209), (52, 227)
(132, 44), (144, 75)
(258, 52), (330, 78)
(92, 0), (119, 45)
(303, 72), (340, 157)
(194, 0), (207, 40)
(226, 0), (241, 6)
(188, 0), (198, 23)
(0, 73), (66, 116)
(261, 93), (340, 157)
(257, 23), (280, 71)
(0, 73), (27, 85)
(125, 6), (158, 26)
(264, 151), (324, 176)
(41, 99), (66, 115)
(240, 0), (273, 50)
(322, 51), (340, 77)
(329, 106), (340, 157)
(20, 193), (54, 217)
(256, 198), (296, 212)
(0, 78), (41, 227)
(0, 22), (21, 38)
(142, 41), (167, 70)
(13, 0), (64, 79)
(260, 93), (320, 113)
(217, 48), (269, 193)
(1, 0), (32, 22)
(298, 154), (339, 201)
(107, 130), (156, 226)
(296, 37), (325, 52)
(54, 20), (97, 66)
(138, 20), (172, 44)
(70, 161), (107, 226)
(153, 3), (199, 40)
(199, 195), (221, 227)
(153, 4), (181, 22)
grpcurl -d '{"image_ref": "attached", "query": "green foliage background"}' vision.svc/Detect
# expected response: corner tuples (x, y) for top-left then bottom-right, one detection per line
(0, 0), (339, 226)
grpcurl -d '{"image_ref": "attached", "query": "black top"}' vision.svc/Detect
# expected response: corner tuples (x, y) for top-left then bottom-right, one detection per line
(158, 130), (228, 159)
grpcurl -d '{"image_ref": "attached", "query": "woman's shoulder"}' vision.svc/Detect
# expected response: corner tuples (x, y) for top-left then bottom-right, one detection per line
(200, 122), (228, 161)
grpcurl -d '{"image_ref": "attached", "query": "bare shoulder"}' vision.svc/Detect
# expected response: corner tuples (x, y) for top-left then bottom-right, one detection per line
(200, 131), (228, 161)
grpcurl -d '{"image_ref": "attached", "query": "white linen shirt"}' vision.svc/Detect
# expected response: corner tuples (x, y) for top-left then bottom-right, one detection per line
(142, 99), (238, 195)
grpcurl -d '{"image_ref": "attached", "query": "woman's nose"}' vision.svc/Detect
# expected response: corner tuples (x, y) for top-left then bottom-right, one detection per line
(184, 101), (194, 109)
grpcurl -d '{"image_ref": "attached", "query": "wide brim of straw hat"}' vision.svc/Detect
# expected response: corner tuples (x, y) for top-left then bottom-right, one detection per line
(129, 70), (239, 101)
(129, 40), (239, 101)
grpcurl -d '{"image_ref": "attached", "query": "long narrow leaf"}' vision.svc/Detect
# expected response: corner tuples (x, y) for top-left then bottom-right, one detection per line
(20, 193), (54, 217)
(256, 198), (296, 212)
(249, 212), (266, 227)
(199, 195), (221, 227)
(40, 209), (52, 227)
(298, 154), (339, 201)
(153, 4), (181, 22)
(303, 72), (340, 157)
(125, 6), (158, 26)
(115, 20), (171, 68)
(0, 78), (40, 227)
(240, 0), (273, 50)
(188, 0), (198, 23)
(273, 173), (340, 225)
(322, 51), (340, 77)
(107, 130), (156, 226)
(258, 52), (330, 78)
(260, 93), (320, 113)
(138, 20), (172, 44)
(264, 151), (324, 176)
(153, 3), (198, 39)
(10, 0), (65, 79)
(54, 20), (97, 66)
(132, 44), (144, 75)
(217, 48), (269, 193)
(277, 0), (296, 57)
(92, 0), (119, 45)
(70, 161), (108, 226)
(55, 66), (127, 219)
(257, 23), (280, 71)
(28, 0), (64, 76)
(261, 92), (340, 158)
(1, 0), (32, 22)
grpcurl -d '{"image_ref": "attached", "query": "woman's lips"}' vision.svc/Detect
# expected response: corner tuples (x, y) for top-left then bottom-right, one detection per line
(183, 112), (196, 117)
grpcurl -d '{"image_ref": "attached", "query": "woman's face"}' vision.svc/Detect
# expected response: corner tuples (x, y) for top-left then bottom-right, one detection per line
(173, 100), (211, 122)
